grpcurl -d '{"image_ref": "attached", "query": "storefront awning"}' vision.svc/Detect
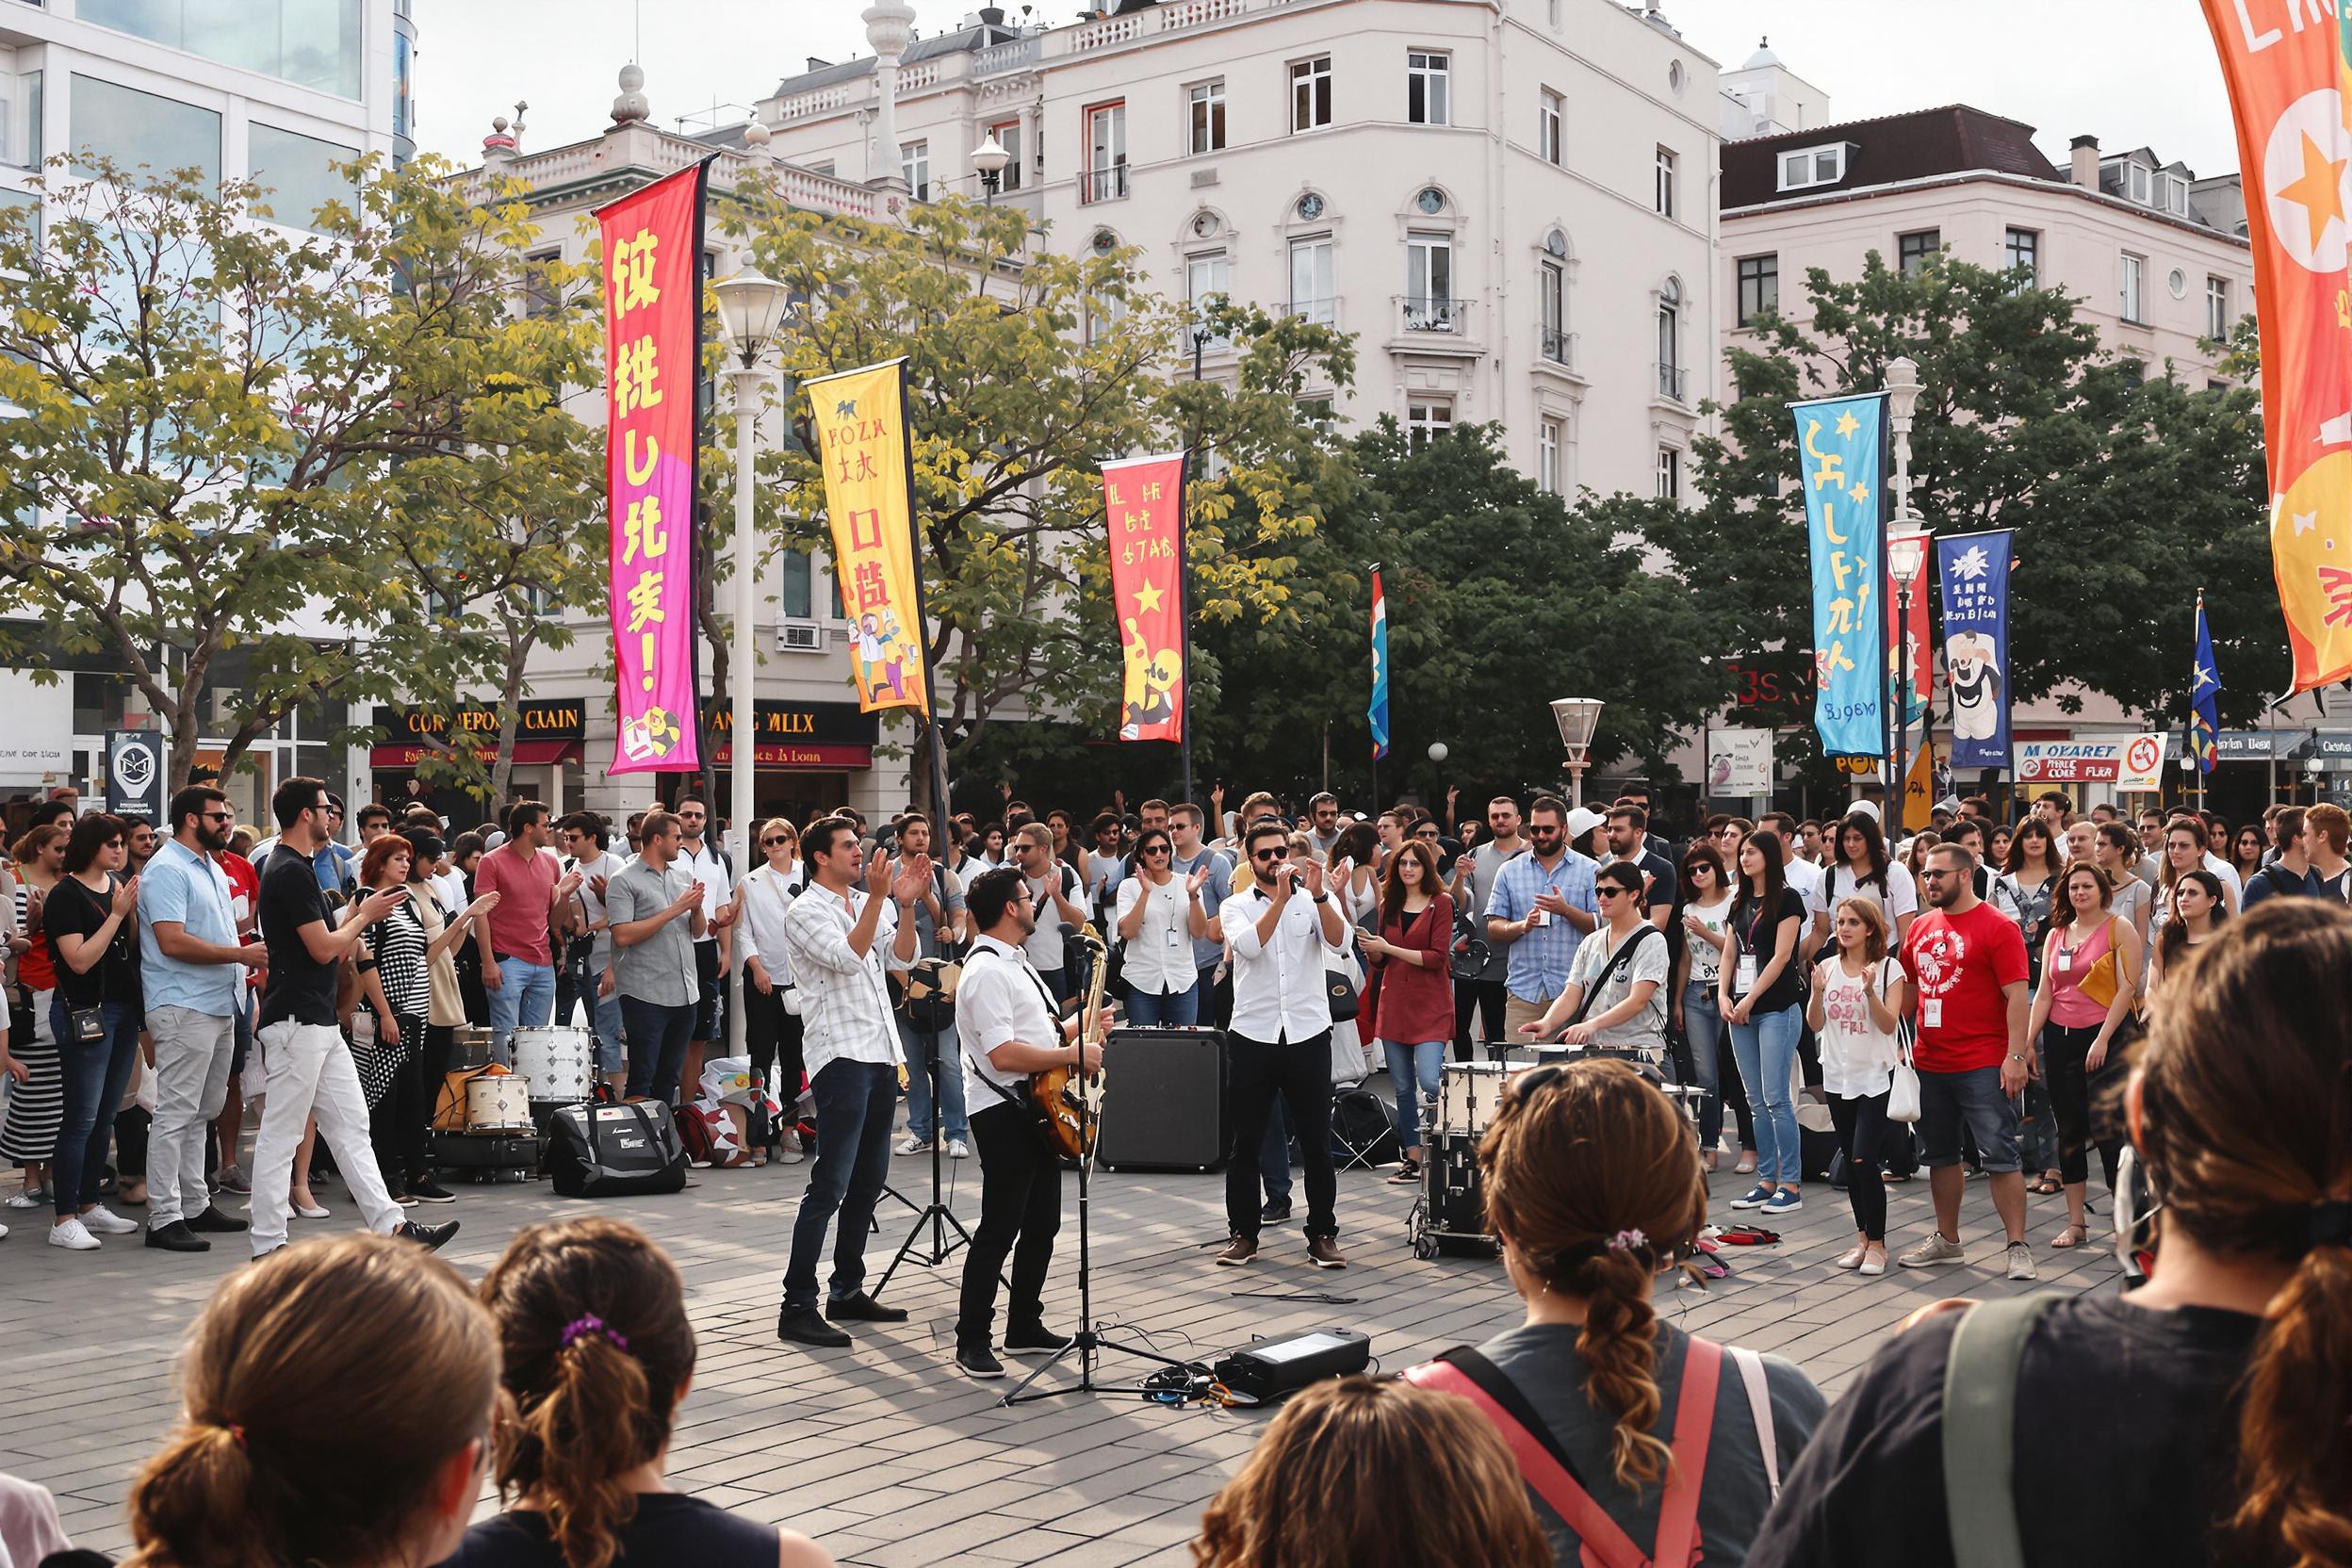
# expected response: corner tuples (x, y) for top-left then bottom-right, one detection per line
(369, 741), (582, 769)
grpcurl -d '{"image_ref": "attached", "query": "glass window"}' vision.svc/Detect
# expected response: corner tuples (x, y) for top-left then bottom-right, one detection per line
(1655, 146), (1676, 218)
(1657, 278), (1681, 398)
(248, 122), (357, 232)
(1188, 80), (1225, 155)
(1777, 144), (1846, 191)
(522, 249), (562, 318)
(2207, 274), (2230, 341)
(2120, 252), (2145, 322)
(70, 74), (221, 184)
(1656, 446), (1681, 500)
(1736, 253), (1777, 327)
(1539, 259), (1566, 362)
(2004, 227), (2038, 288)
(1539, 89), (1562, 165)
(2127, 162), (2151, 204)
(1407, 51), (1449, 126)
(1185, 251), (1230, 349)
(1539, 418), (1562, 494)
(900, 139), (929, 201)
(393, 28), (414, 145)
(1, 69), (40, 172)
(1405, 233), (1453, 330)
(1292, 57), (1331, 133)
(1406, 397), (1451, 449)
(988, 121), (1022, 190)
(781, 550), (813, 621)
(1897, 229), (1941, 276)
(1084, 103), (1126, 203)
(1288, 237), (1333, 324)
(80, 0), (363, 99)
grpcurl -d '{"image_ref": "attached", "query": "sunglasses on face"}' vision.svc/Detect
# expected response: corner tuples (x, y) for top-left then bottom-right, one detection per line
(1252, 849), (1288, 863)
(1529, 825), (1561, 837)
(201, 811), (233, 825)
(1595, 886), (1632, 900)
(1141, 843), (1170, 856)
(763, 837), (793, 849)
(1414, 829), (1440, 840)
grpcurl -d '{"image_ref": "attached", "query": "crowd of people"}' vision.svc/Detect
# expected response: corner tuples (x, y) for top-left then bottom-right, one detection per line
(3, 773), (2349, 1564)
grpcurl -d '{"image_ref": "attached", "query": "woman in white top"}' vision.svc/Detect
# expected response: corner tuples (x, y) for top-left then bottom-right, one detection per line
(1669, 842), (1737, 1172)
(725, 817), (808, 1161)
(1816, 811), (1918, 954)
(1803, 897), (1905, 1277)
(1113, 826), (1210, 1026)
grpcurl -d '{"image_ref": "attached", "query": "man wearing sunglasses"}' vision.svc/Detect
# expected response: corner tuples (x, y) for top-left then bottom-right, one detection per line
(1216, 822), (1350, 1269)
(1485, 794), (1600, 1041)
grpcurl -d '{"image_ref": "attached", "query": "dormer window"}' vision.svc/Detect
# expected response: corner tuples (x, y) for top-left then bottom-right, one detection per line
(1776, 142), (1847, 192)
(2164, 173), (2189, 216)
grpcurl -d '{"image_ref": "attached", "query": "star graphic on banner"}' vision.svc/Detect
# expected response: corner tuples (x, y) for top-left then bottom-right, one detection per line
(1849, 480), (1871, 504)
(1835, 410), (1861, 439)
(2278, 131), (2349, 253)
(1134, 581), (1165, 614)
(2295, 511), (2319, 535)
(2195, 662), (2217, 691)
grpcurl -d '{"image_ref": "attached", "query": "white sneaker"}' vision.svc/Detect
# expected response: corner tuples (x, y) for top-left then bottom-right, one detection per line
(1899, 1232), (1967, 1268)
(79, 1204), (139, 1235)
(0, 1219), (8, 1240)
(48, 1217), (101, 1250)
(2004, 1241), (2038, 1282)
(776, 1136), (804, 1165)
(947, 1139), (971, 1159)
(4, 1188), (41, 1209)
(895, 1135), (932, 1156)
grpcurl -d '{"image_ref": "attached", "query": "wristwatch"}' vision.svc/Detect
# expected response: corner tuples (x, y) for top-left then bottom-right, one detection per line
(1312, 892), (1331, 905)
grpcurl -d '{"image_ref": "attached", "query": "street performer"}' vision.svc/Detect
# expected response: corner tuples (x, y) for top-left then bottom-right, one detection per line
(950, 867), (1101, 1379)
(1216, 820), (1350, 1269)
(775, 814), (926, 1350)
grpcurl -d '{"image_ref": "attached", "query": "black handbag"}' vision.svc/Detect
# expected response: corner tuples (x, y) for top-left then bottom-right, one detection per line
(547, 1101), (689, 1199)
(1326, 965), (1360, 1021)
(1448, 909), (1492, 983)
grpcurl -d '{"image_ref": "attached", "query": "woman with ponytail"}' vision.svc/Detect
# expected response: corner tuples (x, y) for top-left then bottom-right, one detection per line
(1750, 898), (2352, 1568)
(124, 1233), (495, 1568)
(1405, 1058), (1824, 1566)
(448, 1217), (832, 1568)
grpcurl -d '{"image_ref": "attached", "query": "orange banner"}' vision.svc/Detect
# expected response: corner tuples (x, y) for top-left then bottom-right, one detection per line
(2200, 4), (2352, 690)
(1102, 452), (1187, 742)
(805, 360), (928, 714)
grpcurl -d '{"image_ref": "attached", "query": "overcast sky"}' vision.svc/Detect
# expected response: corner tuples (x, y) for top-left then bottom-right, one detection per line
(412, 0), (2242, 179)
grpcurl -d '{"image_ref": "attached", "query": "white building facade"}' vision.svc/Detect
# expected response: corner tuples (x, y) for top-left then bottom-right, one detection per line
(755, 0), (1723, 504)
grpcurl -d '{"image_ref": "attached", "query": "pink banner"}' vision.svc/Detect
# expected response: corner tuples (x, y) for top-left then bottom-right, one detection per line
(596, 160), (710, 772)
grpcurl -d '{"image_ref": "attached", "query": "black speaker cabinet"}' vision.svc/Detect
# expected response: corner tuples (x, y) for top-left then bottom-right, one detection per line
(1096, 1025), (1228, 1171)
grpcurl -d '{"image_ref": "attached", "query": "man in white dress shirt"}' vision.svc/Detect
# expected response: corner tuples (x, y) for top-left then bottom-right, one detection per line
(949, 867), (1102, 1379)
(775, 815), (925, 1350)
(1216, 821), (1349, 1269)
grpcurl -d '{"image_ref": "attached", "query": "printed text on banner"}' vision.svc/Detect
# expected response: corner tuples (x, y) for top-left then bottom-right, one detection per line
(806, 361), (929, 715)
(1102, 452), (1187, 743)
(1793, 393), (1887, 759)
(1936, 530), (2015, 772)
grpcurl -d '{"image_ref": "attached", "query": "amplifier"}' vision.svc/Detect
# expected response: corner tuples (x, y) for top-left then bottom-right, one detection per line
(1212, 1328), (1373, 1404)
(1096, 1025), (1227, 1171)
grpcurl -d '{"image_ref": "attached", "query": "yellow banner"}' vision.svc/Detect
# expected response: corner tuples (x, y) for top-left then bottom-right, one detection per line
(806, 361), (928, 714)
(1903, 732), (1938, 833)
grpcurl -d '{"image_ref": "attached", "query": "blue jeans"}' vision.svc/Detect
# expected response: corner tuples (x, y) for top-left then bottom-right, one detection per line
(486, 955), (555, 1064)
(51, 997), (142, 1217)
(1124, 982), (1200, 1027)
(1380, 1039), (1444, 1152)
(783, 1059), (899, 1310)
(1727, 1001), (1804, 1188)
(1681, 980), (1726, 1152)
(900, 1017), (968, 1143)
(589, 988), (627, 1076)
(1919, 1064), (2024, 1174)
(619, 996), (694, 1103)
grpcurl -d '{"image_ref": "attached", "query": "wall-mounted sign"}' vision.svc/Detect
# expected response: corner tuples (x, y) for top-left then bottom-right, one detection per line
(1706, 727), (1774, 795)
(105, 728), (167, 824)
(2018, 734), (2168, 791)
(373, 699), (587, 743)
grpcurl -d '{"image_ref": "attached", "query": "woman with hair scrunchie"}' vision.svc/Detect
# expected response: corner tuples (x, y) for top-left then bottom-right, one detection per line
(1404, 1058), (1825, 1565)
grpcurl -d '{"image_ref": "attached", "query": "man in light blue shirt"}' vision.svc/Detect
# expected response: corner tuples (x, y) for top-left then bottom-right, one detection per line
(139, 785), (266, 1251)
(1484, 795), (1600, 1038)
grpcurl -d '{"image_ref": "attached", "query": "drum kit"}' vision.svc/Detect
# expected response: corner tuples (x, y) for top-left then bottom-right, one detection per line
(1407, 1047), (1705, 1259)
(436, 1025), (598, 1181)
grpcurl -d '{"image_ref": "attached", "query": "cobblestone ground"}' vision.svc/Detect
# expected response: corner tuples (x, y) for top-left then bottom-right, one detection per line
(0, 1092), (2117, 1567)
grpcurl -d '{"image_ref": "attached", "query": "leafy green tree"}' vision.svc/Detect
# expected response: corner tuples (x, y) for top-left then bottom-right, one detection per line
(0, 155), (598, 790)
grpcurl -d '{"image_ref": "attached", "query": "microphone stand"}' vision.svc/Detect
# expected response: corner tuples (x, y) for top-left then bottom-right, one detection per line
(874, 1017), (974, 1297)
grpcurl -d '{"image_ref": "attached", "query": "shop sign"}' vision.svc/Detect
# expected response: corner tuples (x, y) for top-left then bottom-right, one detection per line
(2018, 734), (2168, 790)
(698, 698), (878, 747)
(373, 699), (587, 743)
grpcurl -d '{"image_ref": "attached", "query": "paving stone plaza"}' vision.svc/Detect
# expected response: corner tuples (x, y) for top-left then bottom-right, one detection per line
(1, 1111), (2118, 1568)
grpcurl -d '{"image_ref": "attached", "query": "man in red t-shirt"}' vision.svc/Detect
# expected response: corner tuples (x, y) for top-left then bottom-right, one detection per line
(474, 801), (581, 1064)
(1898, 842), (2034, 1281)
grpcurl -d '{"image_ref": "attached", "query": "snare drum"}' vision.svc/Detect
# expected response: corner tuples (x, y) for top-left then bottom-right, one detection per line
(511, 1026), (595, 1104)
(451, 1025), (493, 1070)
(1436, 1062), (1516, 1136)
(465, 1074), (533, 1133)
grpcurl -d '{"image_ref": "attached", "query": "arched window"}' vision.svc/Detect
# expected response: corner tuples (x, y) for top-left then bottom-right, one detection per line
(1657, 277), (1683, 400)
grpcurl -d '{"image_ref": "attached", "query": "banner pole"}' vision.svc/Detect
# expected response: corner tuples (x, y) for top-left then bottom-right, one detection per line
(1178, 446), (1194, 810)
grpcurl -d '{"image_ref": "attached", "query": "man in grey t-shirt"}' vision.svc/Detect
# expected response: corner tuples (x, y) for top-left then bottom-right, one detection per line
(1451, 795), (1525, 1058)
(605, 809), (705, 1103)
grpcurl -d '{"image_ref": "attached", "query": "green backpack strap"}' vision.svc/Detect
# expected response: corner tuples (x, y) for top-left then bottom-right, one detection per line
(1942, 1294), (2064, 1568)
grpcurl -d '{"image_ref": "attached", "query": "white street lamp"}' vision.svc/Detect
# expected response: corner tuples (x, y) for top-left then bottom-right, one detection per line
(1550, 697), (1604, 808)
(711, 271), (792, 1057)
(971, 133), (1010, 203)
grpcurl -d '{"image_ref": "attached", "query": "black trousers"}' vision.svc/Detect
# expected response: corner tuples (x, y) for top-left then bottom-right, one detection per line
(743, 976), (808, 1098)
(2040, 1021), (2123, 1189)
(369, 1014), (431, 1193)
(1225, 1030), (1337, 1242)
(957, 1101), (1063, 1345)
(1453, 977), (1507, 1061)
(1827, 1089), (1892, 1241)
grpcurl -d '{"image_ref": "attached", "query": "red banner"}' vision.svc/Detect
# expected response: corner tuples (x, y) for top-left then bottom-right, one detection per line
(1886, 553), (1932, 721)
(1102, 452), (1187, 742)
(595, 159), (711, 772)
(2199, 5), (2352, 690)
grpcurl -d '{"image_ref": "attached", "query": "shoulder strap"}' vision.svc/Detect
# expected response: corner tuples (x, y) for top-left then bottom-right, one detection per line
(1942, 1294), (2062, 1568)
(1652, 1336), (1723, 1568)
(1727, 1347), (1779, 1502)
(1567, 924), (1660, 1027)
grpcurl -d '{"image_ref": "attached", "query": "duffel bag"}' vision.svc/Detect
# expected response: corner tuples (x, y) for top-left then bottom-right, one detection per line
(547, 1100), (689, 1199)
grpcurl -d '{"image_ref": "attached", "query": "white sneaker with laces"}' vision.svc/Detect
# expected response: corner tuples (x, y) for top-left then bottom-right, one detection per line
(776, 1136), (804, 1165)
(947, 1139), (971, 1159)
(48, 1217), (101, 1250)
(79, 1204), (139, 1235)
(4, 1188), (41, 1210)
(895, 1135), (932, 1156)
(2004, 1240), (2038, 1282)
(1899, 1231), (1967, 1268)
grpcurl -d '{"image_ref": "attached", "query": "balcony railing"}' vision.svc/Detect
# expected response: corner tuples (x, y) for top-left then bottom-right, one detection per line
(1286, 297), (1339, 329)
(1080, 163), (1129, 204)
(1398, 295), (1469, 335)
(973, 34), (1039, 73)
(1540, 326), (1576, 368)
(1655, 362), (1690, 401)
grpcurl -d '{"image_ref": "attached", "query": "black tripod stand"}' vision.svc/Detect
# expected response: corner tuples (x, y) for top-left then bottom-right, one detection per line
(874, 1022), (973, 1298)
(1002, 1059), (1191, 1407)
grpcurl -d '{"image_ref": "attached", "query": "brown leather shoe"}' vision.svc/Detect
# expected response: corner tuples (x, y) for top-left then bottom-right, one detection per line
(1215, 1235), (1259, 1266)
(1307, 1236), (1349, 1269)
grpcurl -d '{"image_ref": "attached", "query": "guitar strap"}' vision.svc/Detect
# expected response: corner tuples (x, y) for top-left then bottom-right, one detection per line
(961, 947), (1067, 1129)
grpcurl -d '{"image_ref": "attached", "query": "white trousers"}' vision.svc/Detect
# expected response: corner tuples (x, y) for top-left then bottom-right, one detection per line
(247, 1021), (402, 1256)
(145, 1004), (235, 1228)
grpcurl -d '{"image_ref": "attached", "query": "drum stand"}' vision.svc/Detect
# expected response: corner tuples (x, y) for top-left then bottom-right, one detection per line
(874, 1025), (975, 1298)
(1002, 1069), (1191, 1408)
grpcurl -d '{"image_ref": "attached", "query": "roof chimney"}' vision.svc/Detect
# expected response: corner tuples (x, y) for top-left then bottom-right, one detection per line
(2070, 134), (2099, 193)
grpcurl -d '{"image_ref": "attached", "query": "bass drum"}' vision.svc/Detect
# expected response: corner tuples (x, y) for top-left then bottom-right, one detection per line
(511, 1026), (595, 1104)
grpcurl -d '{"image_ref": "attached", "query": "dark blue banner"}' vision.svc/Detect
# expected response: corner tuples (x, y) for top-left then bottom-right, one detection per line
(1936, 531), (2013, 772)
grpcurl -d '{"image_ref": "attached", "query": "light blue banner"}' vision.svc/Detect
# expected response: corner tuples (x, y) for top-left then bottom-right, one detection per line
(1937, 530), (2014, 772)
(1793, 394), (1887, 760)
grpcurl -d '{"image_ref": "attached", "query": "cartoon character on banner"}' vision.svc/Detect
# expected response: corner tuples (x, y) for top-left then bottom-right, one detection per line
(1947, 630), (2002, 745)
(856, 610), (909, 703)
(620, 706), (683, 764)
(1119, 614), (1179, 735)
